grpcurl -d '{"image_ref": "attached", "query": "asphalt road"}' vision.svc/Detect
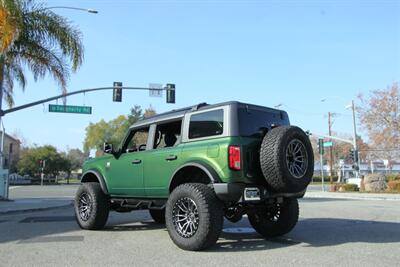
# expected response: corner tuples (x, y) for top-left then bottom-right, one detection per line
(1, 186), (400, 266)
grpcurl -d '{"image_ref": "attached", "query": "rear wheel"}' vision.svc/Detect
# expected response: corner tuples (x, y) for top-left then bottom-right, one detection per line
(248, 198), (299, 238)
(149, 209), (166, 224)
(165, 183), (223, 251)
(74, 182), (109, 230)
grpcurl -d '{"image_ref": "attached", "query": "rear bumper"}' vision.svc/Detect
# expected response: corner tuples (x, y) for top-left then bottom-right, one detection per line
(211, 183), (306, 203)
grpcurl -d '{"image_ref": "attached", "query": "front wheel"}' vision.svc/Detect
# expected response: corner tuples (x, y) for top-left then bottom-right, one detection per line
(248, 198), (299, 238)
(74, 182), (110, 230)
(165, 183), (223, 251)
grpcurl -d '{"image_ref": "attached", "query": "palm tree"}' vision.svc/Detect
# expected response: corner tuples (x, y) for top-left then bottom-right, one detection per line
(0, 0), (84, 108)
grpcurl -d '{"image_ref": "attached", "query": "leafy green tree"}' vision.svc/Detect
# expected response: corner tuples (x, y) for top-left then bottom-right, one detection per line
(66, 148), (88, 171)
(60, 148), (88, 183)
(83, 115), (128, 152)
(17, 145), (70, 179)
(84, 105), (156, 153)
(0, 0), (84, 107)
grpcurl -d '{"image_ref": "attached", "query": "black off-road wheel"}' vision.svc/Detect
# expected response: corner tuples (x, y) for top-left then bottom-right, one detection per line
(248, 198), (299, 238)
(74, 182), (110, 230)
(260, 126), (314, 193)
(165, 183), (224, 251)
(149, 209), (166, 224)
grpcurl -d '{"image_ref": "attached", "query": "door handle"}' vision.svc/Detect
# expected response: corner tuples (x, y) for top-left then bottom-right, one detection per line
(165, 155), (178, 161)
(131, 159), (142, 164)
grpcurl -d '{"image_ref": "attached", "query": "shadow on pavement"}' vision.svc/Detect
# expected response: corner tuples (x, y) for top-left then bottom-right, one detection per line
(2, 208), (400, 252)
(104, 222), (165, 232)
(210, 217), (400, 252)
(300, 198), (352, 202)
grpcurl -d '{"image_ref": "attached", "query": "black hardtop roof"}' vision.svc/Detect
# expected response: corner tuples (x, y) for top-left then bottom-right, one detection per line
(130, 101), (284, 128)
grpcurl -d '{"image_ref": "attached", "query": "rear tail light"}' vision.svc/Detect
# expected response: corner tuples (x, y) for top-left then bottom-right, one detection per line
(229, 146), (241, 171)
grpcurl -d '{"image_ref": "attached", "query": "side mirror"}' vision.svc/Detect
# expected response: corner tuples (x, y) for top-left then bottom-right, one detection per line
(103, 142), (113, 154)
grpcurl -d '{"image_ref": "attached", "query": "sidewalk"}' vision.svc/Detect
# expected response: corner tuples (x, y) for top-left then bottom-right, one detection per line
(0, 198), (73, 214)
(305, 191), (400, 201)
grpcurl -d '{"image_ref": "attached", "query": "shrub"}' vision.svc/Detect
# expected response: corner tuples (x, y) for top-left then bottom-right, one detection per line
(329, 183), (343, 192)
(329, 183), (359, 192)
(312, 176), (338, 183)
(339, 183), (359, 192)
(387, 180), (400, 192)
(386, 173), (400, 181)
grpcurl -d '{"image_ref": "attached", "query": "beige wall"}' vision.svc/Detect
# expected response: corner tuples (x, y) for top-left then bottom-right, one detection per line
(0, 132), (21, 171)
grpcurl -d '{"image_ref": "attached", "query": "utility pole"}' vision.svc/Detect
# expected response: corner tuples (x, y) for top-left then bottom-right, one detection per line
(328, 112), (334, 184)
(351, 100), (359, 178)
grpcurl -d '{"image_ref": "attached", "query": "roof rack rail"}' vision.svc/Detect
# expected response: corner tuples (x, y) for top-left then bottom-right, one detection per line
(191, 102), (208, 111)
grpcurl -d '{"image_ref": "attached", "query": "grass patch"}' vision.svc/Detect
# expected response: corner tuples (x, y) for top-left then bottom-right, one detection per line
(57, 178), (81, 184)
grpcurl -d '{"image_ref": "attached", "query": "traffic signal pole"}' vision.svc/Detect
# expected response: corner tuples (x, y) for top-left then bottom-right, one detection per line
(0, 85), (175, 117)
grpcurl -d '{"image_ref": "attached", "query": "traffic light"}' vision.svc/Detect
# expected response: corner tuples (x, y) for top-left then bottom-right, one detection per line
(318, 138), (324, 155)
(113, 82), (122, 102)
(38, 160), (45, 169)
(166, 83), (175, 104)
(350, 149), (359, 162)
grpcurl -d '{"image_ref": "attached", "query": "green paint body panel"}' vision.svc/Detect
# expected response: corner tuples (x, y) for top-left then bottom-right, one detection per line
(81, 101), (290, 200)
(82, 136), (264, 199)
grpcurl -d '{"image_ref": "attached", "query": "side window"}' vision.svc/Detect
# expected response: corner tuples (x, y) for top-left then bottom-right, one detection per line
(153, 120), (182, 149)
(124, 127), (150, 153)
(189, 109), (224, 139)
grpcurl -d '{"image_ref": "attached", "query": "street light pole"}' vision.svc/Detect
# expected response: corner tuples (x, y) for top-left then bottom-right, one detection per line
(38, 6), (98, 14)
(322, 97), (360, 179)
(328, 112), (334, 183)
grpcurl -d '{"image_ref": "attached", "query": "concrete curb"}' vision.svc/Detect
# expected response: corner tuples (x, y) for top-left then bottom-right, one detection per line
(0, 201), (73, 215)
(304, 193), (400, 201)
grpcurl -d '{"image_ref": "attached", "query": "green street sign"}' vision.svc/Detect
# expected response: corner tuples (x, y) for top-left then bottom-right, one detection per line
(49, 104), (92, 114)
(323, 141), (333, 147)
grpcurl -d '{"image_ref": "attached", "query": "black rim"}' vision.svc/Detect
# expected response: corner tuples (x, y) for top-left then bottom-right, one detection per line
(172, 197), (199, 238)
(286, 139), (308, 178)
(255, 204), (281, 223)
(78, 192), (93, 221)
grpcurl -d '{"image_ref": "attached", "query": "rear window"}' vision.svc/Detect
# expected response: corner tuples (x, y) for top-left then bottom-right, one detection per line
(189, 109), (224, 139)
(238, 108), (289, 137)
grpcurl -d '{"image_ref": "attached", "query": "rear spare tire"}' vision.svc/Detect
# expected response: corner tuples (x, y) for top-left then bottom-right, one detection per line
(260, 126), (314, 193)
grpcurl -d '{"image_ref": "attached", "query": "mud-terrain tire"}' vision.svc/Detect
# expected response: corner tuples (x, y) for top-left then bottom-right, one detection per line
(149, 209), (166, 224)
(75, 182), (109, 230)
(260, 126), (314, 193)
(165, 183), (224, 251)
(248, 198), (299, 238)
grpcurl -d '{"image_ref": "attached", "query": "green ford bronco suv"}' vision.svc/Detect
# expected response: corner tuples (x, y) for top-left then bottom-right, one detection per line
(75, 101), (314, 251)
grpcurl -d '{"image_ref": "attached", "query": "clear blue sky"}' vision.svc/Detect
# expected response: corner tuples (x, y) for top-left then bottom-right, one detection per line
(5, 0), (400, 151)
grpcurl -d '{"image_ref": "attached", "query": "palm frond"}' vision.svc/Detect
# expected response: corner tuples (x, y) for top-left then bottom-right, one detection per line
(0, 0), (84, 107)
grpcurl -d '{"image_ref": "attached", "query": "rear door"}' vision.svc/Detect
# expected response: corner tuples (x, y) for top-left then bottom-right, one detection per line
(143, 119), (183, 197)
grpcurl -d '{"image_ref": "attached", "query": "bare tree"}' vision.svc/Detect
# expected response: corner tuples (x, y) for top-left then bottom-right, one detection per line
(357, 83), (400, 162)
